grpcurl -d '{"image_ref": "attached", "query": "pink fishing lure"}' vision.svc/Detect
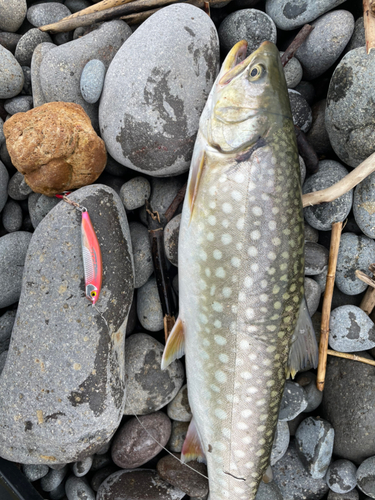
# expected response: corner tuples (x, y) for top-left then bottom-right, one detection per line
(81, 210), (102, 305)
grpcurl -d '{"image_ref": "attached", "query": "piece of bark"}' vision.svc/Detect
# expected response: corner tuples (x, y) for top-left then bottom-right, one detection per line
(280, 24), (314, 67)
(164, 182), (187, 224)
(364, 0), (375, 54)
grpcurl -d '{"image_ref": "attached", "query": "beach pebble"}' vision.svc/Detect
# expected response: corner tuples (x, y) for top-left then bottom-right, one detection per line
(49, 481), (66, 500)
(322, 352), (375, 464)
(30, 42), (56, 107)
(99, 4), (219, 176)
(137, 277), (163, 331)
(289, 90), (312, 132)
(273, 439), (329, 499)
(295, 417), (334, 479)
(164, 214), (181, 267)
(218, 9), (277, 56)
(129, 222), (153, 289)
(0, 161), (9, 212)
(357, 456), (375, 498)
(353, 172), (375, 239)
(167, 421), (189, 453)
(296, 372), (323, 413)
(7, 172), (32, 200)
(91, 453), (112, 472)
(167, 384), (192, 422)
(0, 118), (5, 146)
(295, 10), (354, 80)
(15, 29), (52, 67)
(124, 333), (184, 415)
(120, 177), (150, 210)
(255, 481), (283, 500)
(347, 17), (365, 52)
(329, 305), (375, 352)
(28, 193), (61, 229)
(65, 475), (95, 500)
(157, 454), (208, 497)
(304, 241), (329, 276)
(72, 455), (93, 477)
(0, 310), (16, 353)
(0, 0), (27, 32)
(336, 233), (375, 296)
(111, 411), (171, 468)
(328, 490), (359, 500)
(295, 80), (315, 105)
(21, 65), (31, 95)
(149, 177), (185, 227)
(0, 142), (14, 172)
(0, 32), (21, 54)
(280, 51), (303, 88)
(41, 465), (69, 492)
(326, 459), (357, 494)
(4, 95), (33, 115)
(271, 420), (290, 465)
(0, 45), (24, 98)
(90, 465), (119, 492)
(27, 3), (71, 27)
(1, 199), (23, 232)
(64, 0), (92, 13)
(265, 0), (346, 30)
(303, 161), (352, 231)
(279, 380), (308, 421)
(306, 100), (332, 156)
(305, 278), (320, 316)
(0, 350), (8, 374)
(80, 59), (106, 104)
(22, 463), (49, 482)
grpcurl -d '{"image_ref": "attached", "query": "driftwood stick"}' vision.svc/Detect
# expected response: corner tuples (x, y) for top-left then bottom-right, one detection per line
(280, 24), (314, 67)
(359, 264), (375, 315)
(294, 126), (319, 174)
(364, 0), (375, 54)
(356, 269), (375, 288)
(120, 7), (159, 23)
(328, 349), (375, 367)
(317, 221), (343, 392)
(164, 182), (187, 224)
(302, 151), (375, 208)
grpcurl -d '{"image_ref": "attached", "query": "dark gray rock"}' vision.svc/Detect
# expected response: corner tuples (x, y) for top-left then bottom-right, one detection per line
(157, 454), (208, 497)
(271, 420), (290, 465)
(328, 490), (359, 500)
(0, 0), (27, 32)
(65, 475), (95, 500)
(304, 241), (329, 276)
(126, 292), (137, 337)
(0, 32), (21, 54)
(0, 45), (24, 98)
(137, 277), (164, 331)
(104, 155), (132, 178)
(149, 177), (185, 227)
(90, 465), (119, 492)
(347, 17), (365, 52)
(91, 452), (112, 472)
(295, 80), (315, 105)
(80, 59), (106, 104)
(64, 0), (91, 13)
(111, 411), (171, 468)
(0, 161), (9, 212)
(129, 222), (153, 289)
(0, 142), (15, 172)
(167, 420), (189, 453)
(4, 95), (33, 115)
(353, 171), (375, 239)
(326, 459), (357, 494)
(303, 160), (352, 231)
(295, 10), (354, 80)
(40, 20), (132, 130)
(22, 463), (49, 481)
(30, 42), (56, 108)
(28, 193), (61, 229)
(72, 455), (93, 477)
(218, 8), (277, 56)
(273, 440), (329, 499)
(279, 380), (308, 421)
(0, 310), (16, 353)
(120, 177), (150, 211)
(306, 100), (332, 156)
(300, 156), (307, 185)
(336, 233), (375, 296)
(329, 305), (375, 352)
(296, 372), (323, 413)
(255, 481), (283, 500)
(0, 231), (32, 308)
(0, 118), (4, 146)
(8, 172), (32, 200)
(305, 277), (320, 316)
(41, 465), (69, 492)
(124, 333), (184, 415)
(21, 66), (31, 95)
(167, 384), (191, 422)
(99, 4), (219, 176)
(322, 352), (375, 464)
(49, 481), (66, 500)
(289, 90), (312, 133)
(1, 199), (23, 232)
(15, 29), (52, 66)
(27, 2), (71, 27)
(357, 456), (375, 498)
(164, 214), (181, 267)
(0, 350), (8, 375)
(0, 185), (134, 464)
(280, 51), (303, 88)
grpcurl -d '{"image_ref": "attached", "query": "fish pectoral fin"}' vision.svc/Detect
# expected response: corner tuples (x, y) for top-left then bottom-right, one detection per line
(181, 417), (206, 464)
(287, 297), (319, 379)
(262, 465), (273, 483)
(161, 317), (185, 370)
(188, 145), (206, 223)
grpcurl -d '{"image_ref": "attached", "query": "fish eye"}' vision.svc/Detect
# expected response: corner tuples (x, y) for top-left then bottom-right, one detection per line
(249, 64), (265, 81)
(90, 291), (97, 297)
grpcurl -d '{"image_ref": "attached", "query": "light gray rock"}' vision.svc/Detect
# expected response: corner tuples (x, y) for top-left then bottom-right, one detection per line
(4, 95), (33, 115)
(0, 185), (134, 464)
(289, 90), (312, 132)
(353, 171), (375, 239)
(80, 59), (106, 104)
(27, 2), (71, 27)
(0, 310), (16, 353)
(167, 384), (192, 422)
(164, 214), (181, 267)
(271, 420), (290, 465)
(167, 420), (189, 453)
(15, 29), (52, 67)
(149, 177), (185, 227)
(1, 199), (23, 232)
(280, 51), (303, 88)
(120, 177), (150, 211)
(295, 80), (315, 105)
(8, 172), (33, 201)
(307, 100), (332, 156)
(0, 0), (27, 32)
(327, 490), (359, 500)
(304, 223), (319, 243)
(22, 463), (49, 482)
(0, 45), (24, 98)
(30, 42), (56, 108)
(295, 10), (354, 80)
(329, 305), (375, 352)
(40, 20), (132, 130)
(296, 372), (323, 413)
(137, 277), (164, 331)
(357, 456), (375, 498)
(326, 459), (357, 494)
(65, 475), (95, 500)
(0, 350), (8, 374)
(304, 241), (329, 276)
(99, 4), (220, 176)
(279, 380), (308, 421)
(72, 455), (93, 477)
(347, 17), (365, 52)
(305, 277), (320, 316)
(129, 222), (153, 289)
(0, 160), (9, 212)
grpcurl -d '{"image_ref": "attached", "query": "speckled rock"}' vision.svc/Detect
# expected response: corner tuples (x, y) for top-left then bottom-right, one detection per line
(7, 171), (32, 200)
(218, 8), (277, 56)
(329, 305), (375, 352)
(304, 241), (329, 276)
(303, 160), (352, 231)
(30, 42), (56, 108)
(306, 100), (332, 156)
(326, 459), (357, 494)
(273, 440), (329, 499)
(336, 233), (375, 296)
(49, 481), (66, 500)
(41, 465), (69, 492)
(0, 310), (16, 353)
(167, 420), (189, 453)
(296, 372), (323, 413)
(111, 411), (171, 468)
(27, 2), (71, 27)
(289, 90), (312, 132)
(99, 4), (219, 176)
(265, 0), (346, 30)
(327, 490), (359, 500)
(305, 278), (320, 316)
(271, 420), (290, 465)
(1, 199), (22, 232)
(357, 456), (375, 498)
(137, 277), (164, 331)
(325, 48), (375, 167)
(164, 214), (181, 267)
(72, 455), (93, 477)
(280, 51), (303, 88)
(0, 162), (9, 214)
(15, 29), (52, 67)
(97, 469), (186, 500)
(65, 475), (95, 499)
(347, 17), (365, 52)
(0, 45), (24, 98)
(22, 463), (49, 482)
(0, 351), (8, 374)
(120, 177), (150, 211)
(295, 10), (354, 80)
(0, 0), (27, 32)
(255, 481), (283, 500)
(129, 222), (153, 289)
(279, 380), (308, 421)
(4, 95), (33, 115)
(157, 454), (208, 497)
(353, 172), (375, 239)
(65, 0), (91, 13)
(80, 59), (106, 104)
(322, 352), (375, 464)
(0, 32), (21, 54)
(28, 193), (61, 229)
(0, 185), (134, 464)
(295, 80), (315, 105)
(167, 384), (191, 422)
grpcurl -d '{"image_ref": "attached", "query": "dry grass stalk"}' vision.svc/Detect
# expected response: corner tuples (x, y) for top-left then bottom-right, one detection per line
(316, 221), (343, 392)
(359, 264), (375, 315)
(121, 7), (159, 23)
(327, 349), (375, 367)
(364, 0), (375, 54)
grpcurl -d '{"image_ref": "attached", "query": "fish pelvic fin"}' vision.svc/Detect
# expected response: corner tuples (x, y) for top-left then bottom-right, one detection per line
(287, 297), (319, 379)
(188, 148), (206, 224)
(181, 417), (206, 464)
(161, 317), (185, 370)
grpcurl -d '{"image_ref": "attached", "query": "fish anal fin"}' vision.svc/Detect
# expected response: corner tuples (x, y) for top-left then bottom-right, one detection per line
(286, 297), (319, 379)
(181, 417), (206, 464)
(188, 149), (206, 223)
(161, 317), (185, 370)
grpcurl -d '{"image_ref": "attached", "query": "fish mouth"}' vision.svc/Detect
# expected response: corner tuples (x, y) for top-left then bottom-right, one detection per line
(214, 106), (259, 124)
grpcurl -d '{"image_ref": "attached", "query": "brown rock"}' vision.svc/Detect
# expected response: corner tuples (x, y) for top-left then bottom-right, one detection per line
(156, 453), (208, 497)
(3, 102), (106, 196)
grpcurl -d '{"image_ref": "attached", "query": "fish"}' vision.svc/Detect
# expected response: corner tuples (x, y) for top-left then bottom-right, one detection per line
(81, 209), (102, 306)
(161, 40), (318, 499)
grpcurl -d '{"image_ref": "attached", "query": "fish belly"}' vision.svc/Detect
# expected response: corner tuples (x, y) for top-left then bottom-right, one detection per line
(179, 141), (304, 500)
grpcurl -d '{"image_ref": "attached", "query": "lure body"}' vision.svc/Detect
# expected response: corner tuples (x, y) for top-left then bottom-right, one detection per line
(81, 210), (102, 305)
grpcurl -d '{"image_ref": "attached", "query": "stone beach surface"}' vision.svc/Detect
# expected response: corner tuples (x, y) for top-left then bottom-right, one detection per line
(0, 0), (374, 499)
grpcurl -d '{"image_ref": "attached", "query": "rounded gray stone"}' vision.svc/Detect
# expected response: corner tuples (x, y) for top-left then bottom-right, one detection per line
(80, 59), (106, 104)
(0, 231), (32, 308)
(304, 241), (329, 276)
(295, 10), (354, 80)
(296, 372), (323, 413)
(295, 80), (315, 105)
(8, 172), (33, 201)
(91, 452), (111, 472)
(137, 277), (164, 331)
(329, 305), (375, 352)
(64, 0), (92, 13)
(1, 199), (23, 232)
(30, 42), (57, 108)
(4, 95), (33, 115)
(22, 463), (49, 481)
(28, 193), (61, 229)
(49, 481), (66, 500)
(218, 9), (277, 56)
(167, 384), (192, 422)
(41, 465), (69, 492)
(27, 2), (71, 27)
(346, 17), (365, 53)
(0, 160), (9, 212)
(328, 490), (359, 500)
(65, 475), (95, 500)
(265, 0), (346, 30)
(0, 310), (16, 353)
(0, 45), (24, 98)
(289, 90), (312, 133)
(124, 333), (184, 415)
(72, 455), (93, 477)
(336, 233), (375, 296)
(305, 277), (320, 316)
(167, 420), (189, 453)
(325, 47), (375, 168)
(129, 222), (153, 289)
(21, 66), (32, 95)
(255, 481), (283, 500)
(303, 160), (352, 231)
(357, 456), (375, 498)
(164, 214), (181, 267)
(0, 0), (27, 32)
(353, 171), (375, 238)
(99, 4), (220, 176)
(326, 459), (357, 494)
(15, 29), (52, 67)
(306, 100), (332, 156)
(0, 32), (21, 55)
(120, 177), (151, 211)
(279, 380), (308, 421)
(0, 350), (8, 375)
(280, 51), (303, 88)
(271, 420), (290, 466)
(0, 118), (5, 145)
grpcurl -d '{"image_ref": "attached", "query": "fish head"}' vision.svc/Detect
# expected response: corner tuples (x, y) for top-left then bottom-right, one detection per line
(201, 40), (291, 154)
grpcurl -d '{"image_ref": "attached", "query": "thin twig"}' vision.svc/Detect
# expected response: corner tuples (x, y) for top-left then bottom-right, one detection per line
(302, 151), (375, 208)
(280, 24), (314, 67)
(203, 1), (210, 16)
(356, 269), (375, 288)
(317, 222), (343, 392)
(164, 182), (187, 224)
(120, 7), (159, 23)
(364, 0), (375, 54)
(328, 349), (375, 367)
(359, 264), (375, 315)
(294, 126), (319, 174)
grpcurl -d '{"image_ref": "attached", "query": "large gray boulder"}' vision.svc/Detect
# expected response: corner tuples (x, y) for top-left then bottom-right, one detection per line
(0, 185), (134, 464)
(99, 3), (220, 176)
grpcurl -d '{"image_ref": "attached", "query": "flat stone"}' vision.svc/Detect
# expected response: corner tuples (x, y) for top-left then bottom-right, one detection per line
(157, 454), (208, 497)
(80, 59), (106, 104)
(21, 463), (49, 482)
(306, 100), (332, 156)
(137, 277), (164, 332)
(304, 242), (329, 276)
(129, 222), (153, 289)
(167, 384), (191, 422)
(289, 90), (312, 132)
(353, 171), (375, 239)
(72, 455), (93, 477)
(326, 459), (357, 494)
(357, 456), (375, 498)
(111, 411), (171, 468)
(0, 0), (27, 32)
(15, 29), (52, 66)
(99, 4), (219, 176)
(296, 372), (323, 413)
(0, 161), (9, 212)
(329, 305), (375, 352)
(271, 420), (290, 465)
(164, 214), (181, 267)
(1, 199), (23, 232)
(27, 2), (71, 27)
(124, 333), (184, 415)
(305, 278), (320, 316)
(0, 185), (134, 464)
(65, 475), (95, 500)
(0, 45), (24, 98)
(167, 420), (189, 453)
(30, 42), (56, 108)
(279, 380), (308, 421)
(120, 177), (150, 211)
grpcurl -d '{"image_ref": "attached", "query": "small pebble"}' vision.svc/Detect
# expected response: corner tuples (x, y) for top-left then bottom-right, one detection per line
(8, 172), (33, 201)
(167, 384), (192, 422)
(0, 32), (22, 54)
(64, 0), (92, 13)
(0, 0), (27, 32)
(149, 177), (186, 227)
(328, 490), (359, 500)
(65, 475), (95, 500)
(353, 171), (375, 239)
(91, 453), (112, 472)
(255, 481), (283, 500)
(306, 100), (332, 156)
(326, 459), (357, 494)
(304, 241), (329, 276)
(296, 372), (323, 413)
(0, 45), (24, 99)
(305, 277), (320, 316)
(288, 90), (312, 133)
(4, 95), (33, 115)
(28, 193), (60, 229)
(329, 305), (375, 352)
(80, 59), (106, 104)
(15, 29), (52, 66)
(157, 454), (208, 497)
(72, 455), (93, 477)
(40, 465), (69, 492)
(279, 380), (308, 421)
(294, 80), (315, 105)
(1, 199), (23, 232)
(167, 421), (189, 453)
(271, 420), (290, 465)
(129, 222), (153, 288)
(120, 176), (151, 210)
(90, 465), (119, 492)
(356, 456), (375, 498)
(346, 16), (365, 52)
(164, 214), (181, 267)
(137, 277), (164, 331)
(21, 463), (49, 482)
(280, 51), (303, 88)
(27, 3), (72, 28)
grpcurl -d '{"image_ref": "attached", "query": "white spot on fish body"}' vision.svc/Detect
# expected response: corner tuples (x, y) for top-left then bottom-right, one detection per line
(207, 232), (214, 241)
(269, 220), (277, 230)
(236, 242), (243, 251)
(237, 421), (248, 430)
(248, 246), (258, 257)
(236, 217), (245, 230)
(245, 462), (254, 469)
(245, 308), (254, 319)
(244, 276), (253, 288)
(241, 372), (252, 379)
(252, 206), (263, 216)
(215, 408), (227, 420)
(211, 384), (220, 392)
(260, 294), (268, 302)
(205, 268), (211, 277)
(219, 175), (227, 183)
(239, 291), (246, 302)
(242, 436), (252, 445)
(214, 441), (226, 451)
(209, 201), (216, 209)
(199, 280), (207, 290)
(240, 339), (249, 350)
(219, 353), (229, 363)
(214, 319), (222, 328)
(222, 218), (230, 228)
(222, 202), (233, 214)
(202, 338), (210, 347)
(222, 287), (232, 298)
(216, 267), (226, 278)
(231, 257), (240, 268)
(199, 249), (207, 261)
(241, 409), (253, 418)
(251, 230), (261, 240)
(268, 251), (276, 260)
(251, 263), (259, 272)
(222, 428), (231, 438)
(247, 387), (258, 394)
(212, 302), (223, 312)
(199, 313), (208, 324)
(215, 335), (227, 345)
(231, 190), (242, 201)
(221, 233), (232, 245)
(208, 215), (216, 226)
(232, 305), (238, 314)
(235, 172), (245, 183)
(234, 486), (245, 494)
(213, 249), (222, 260)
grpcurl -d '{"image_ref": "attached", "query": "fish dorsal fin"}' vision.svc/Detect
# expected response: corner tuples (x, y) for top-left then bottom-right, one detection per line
(181, 417), (206, 464)
(287, 297), (319, 379)
(188, 145), (206, 222)
(161, 317), (185, 370)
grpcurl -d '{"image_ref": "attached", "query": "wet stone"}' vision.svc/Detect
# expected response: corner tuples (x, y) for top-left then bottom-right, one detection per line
(120, 177), (150, 211)
(15, 29), (52, 67)
(41, 465), (69, 492)
(65, 475), (95, 500)
(271, 420), (290, 465)
(124, 333), (184, 415)
(304, 241), (329, 276)
(157, 454), (208, 497)
(4, 95), (33, 115)
(353, 171), (375, 239)
(255, 481), (283, 500)
(0, 310), (16, 353)
(326, 459), (357, 494)
(279, 380), (308, 421)
(21, 463), (49, 482)
(72, 455), (93, 477)
(289, 90), (312, 132)
(164, 214), (181, 267)
(356, 456), (375, 498)
(295, 372), (323, 413)
(111, 411), (171, 468)
(8, 172), (32, 200)
(0, 45), (24, 99)
(137, 277), (164, 331)
(1, 199), (23, 232)
(129, 222), (153, 289)
(329, 305), (375, 352)
(80, 59), (106, 104)
(305, 277), (320, 316)
(167, 384), (192, 422)
(167, 420), (189, 453)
